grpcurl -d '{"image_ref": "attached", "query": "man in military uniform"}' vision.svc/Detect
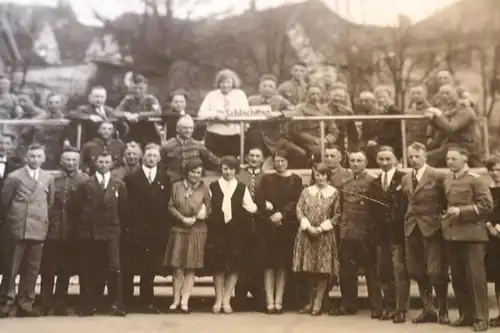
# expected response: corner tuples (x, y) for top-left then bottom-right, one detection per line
(322, 144), (352, 188)
(369, 146), (409, 324)
(406, 86), (433, 148)
(442, 147), (493, 331)
(330, 151), (382, 317)
(234, 146), (267, 309)
(40, 147), (88, 316)
(81, 121), (126, 175)
(111, 142), (142, 180)
(402, 142), (449, 324)
(277, 62), (308, 105)
(326, 87), (359, 153)
(425, 84), (482, 167)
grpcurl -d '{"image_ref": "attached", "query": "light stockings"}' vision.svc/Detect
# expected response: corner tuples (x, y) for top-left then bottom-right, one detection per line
(171, 269), (196, 309)
(213, 272), (239, 309)
(264, 269), (287, 309)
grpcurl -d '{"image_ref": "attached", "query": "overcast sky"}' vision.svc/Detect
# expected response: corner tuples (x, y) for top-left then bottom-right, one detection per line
(0, 0), (457, 26)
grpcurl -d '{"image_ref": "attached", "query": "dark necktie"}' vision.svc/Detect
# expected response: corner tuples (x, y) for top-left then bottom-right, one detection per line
(412, 170), (418, 189)
(99, 174), (106, 189)
(249, 169), (256, 198)
(382, 172), (389, 191)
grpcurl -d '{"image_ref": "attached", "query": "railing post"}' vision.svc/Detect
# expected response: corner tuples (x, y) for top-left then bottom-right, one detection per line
(76, 124), (82, 150)
(240, 121), (245, 163)
(483, 118), (490, 159)
(319, 120), (325, 161)
(401, 119), (408, 168)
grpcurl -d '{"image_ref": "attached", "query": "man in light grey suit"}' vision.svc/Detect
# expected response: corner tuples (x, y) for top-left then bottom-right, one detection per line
(0, 143), (55, 318)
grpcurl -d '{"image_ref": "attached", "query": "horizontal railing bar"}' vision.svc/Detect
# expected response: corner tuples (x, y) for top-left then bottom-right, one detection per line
(0, 119), (70, 125)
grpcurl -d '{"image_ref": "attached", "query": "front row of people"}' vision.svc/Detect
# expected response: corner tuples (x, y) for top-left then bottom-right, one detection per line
(0, 141), (499, 331)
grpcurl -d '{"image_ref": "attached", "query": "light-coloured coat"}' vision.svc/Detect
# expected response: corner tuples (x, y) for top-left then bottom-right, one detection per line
(1, 167), (55, 241)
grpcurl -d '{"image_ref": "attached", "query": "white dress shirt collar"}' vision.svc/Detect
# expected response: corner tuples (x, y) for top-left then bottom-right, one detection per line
(95, 171), (111, 188)
(142, 165), (157, 182)
(381, 168), (396, 185)
(26, 166), (40, 181)
(413, 164), (427, 181)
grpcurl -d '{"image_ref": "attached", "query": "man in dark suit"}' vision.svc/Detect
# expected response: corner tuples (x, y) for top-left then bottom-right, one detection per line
(73, 151), (128, 317)
(122, 143), (171, 313)
(369, 146), (409, 324)
(0, 144), (55, 318)
(234, 146), (268, 309)
(40, 147), (88, 316)
(442, 147), (493, 331)
(66, 86), (128, 147)
(401, 142), (449, 324)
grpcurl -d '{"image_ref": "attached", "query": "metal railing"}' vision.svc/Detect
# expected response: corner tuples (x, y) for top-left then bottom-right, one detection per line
(0, 115), (490, 170)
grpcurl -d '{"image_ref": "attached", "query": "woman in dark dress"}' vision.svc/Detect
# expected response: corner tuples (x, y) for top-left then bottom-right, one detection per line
(205, 156), (258, 314)
(260, 150), (302, 314)
(485, 156), (500, 326)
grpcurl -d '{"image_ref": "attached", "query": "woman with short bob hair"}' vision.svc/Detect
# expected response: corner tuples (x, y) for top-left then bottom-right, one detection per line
(293, 162), (340, 316)
(204, 156), (257, 314)
(197, 69), (249, 158)
(164, 158), (211, 313)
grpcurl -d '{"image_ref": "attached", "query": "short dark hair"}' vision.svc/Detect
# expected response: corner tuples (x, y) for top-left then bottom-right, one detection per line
(310, 162), (332, 185)
(272, 149), (289, 161)
(247, 146), (264, 156)
(98, 120), (115, 129)
(144, 143), (160, 153)
(378, 145), (394, 153)
(96, 151), (112, 159)
(132, 73), (147, 84)
(27, 143), (45, 152)
(260, 74), (277, 85)
(324, 143), (341, 152)
(408, 142), (427, 152)
(182, 158), (204, 178)
(485, 156), (500, 171)
(348, 150), (367, 159)
(220, 156), (240, 173)
(169, 88), (188, 102)
(447, 146), (469, 157)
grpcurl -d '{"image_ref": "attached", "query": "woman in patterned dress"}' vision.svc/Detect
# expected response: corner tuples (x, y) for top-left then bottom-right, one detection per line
(204, 156), (258, 314)
(293, 162), (340, 316)
(164, 158), (211, 313)
(484, 156), (500, 326)
(260, 150), (303, 314)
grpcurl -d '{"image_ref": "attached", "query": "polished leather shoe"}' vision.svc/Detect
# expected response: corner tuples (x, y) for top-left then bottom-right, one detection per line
(438, 311), (450, 325)
(473, 321), (489, 332)
(78, 308), (96, 317)
(298, 305), (312, 314)
(329, 307), (357, 316)
(450, 316), (475, 327)
(311, 308), (322, 316)
(371, 310), (383, 319)
(16, 308), (40, 318)
(392, 312), (406, 324)
(110, 305), (127, 317)
(40, 306), (51, 316)
(412, 310), (438, 323)
(490, 315), (500, 327)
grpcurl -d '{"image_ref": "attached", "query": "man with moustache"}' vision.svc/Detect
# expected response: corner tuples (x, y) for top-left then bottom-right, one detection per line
(234, 146), (268, 309)
(73, 151), (128, 317)
(0, 144), (55, 318)
(122, 143), (171, 313)
(402, 142), (449, 324)
(66, 86), (128, 146)
(369, 146), (409, 323)
(330, 151), (382, 318)
(277, 62), (308, 105)
(40, 147), (88, 316)
(425, 84), (482, 167)
(442, 147), (492, 331)
(81, 121), (126, 175)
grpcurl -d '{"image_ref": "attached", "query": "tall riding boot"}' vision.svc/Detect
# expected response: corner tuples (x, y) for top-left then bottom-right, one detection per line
(412, 281), (437, 323)
(107, 271), (126, 317)
(434, 284), (450, 324)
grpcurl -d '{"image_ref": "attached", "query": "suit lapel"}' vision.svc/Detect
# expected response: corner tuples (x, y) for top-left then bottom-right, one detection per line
(89, 175), (106, 197)
(22, 167), (38, 191)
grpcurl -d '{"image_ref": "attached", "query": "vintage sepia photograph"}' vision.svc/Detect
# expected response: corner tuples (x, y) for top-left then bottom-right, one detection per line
(0, 0), (499, 332)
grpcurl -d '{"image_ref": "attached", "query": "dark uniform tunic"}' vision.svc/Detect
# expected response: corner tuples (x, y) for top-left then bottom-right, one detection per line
(81, 138), (126, 175)
(442, 169), (493, 323)
(337, 171), (382, 312)
(486, 186), (500, 283)
(40, 170), (88, 311)
(277, 80), (307, 106)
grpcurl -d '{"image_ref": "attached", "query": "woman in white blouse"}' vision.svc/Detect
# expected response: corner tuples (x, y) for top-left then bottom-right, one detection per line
(293, 162), (340, 316)
(204, 156), (258, 314)
(197, 69), (250, 157)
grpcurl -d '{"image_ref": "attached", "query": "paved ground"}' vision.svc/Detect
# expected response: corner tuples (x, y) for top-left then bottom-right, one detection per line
(1, 309), (496, 333)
